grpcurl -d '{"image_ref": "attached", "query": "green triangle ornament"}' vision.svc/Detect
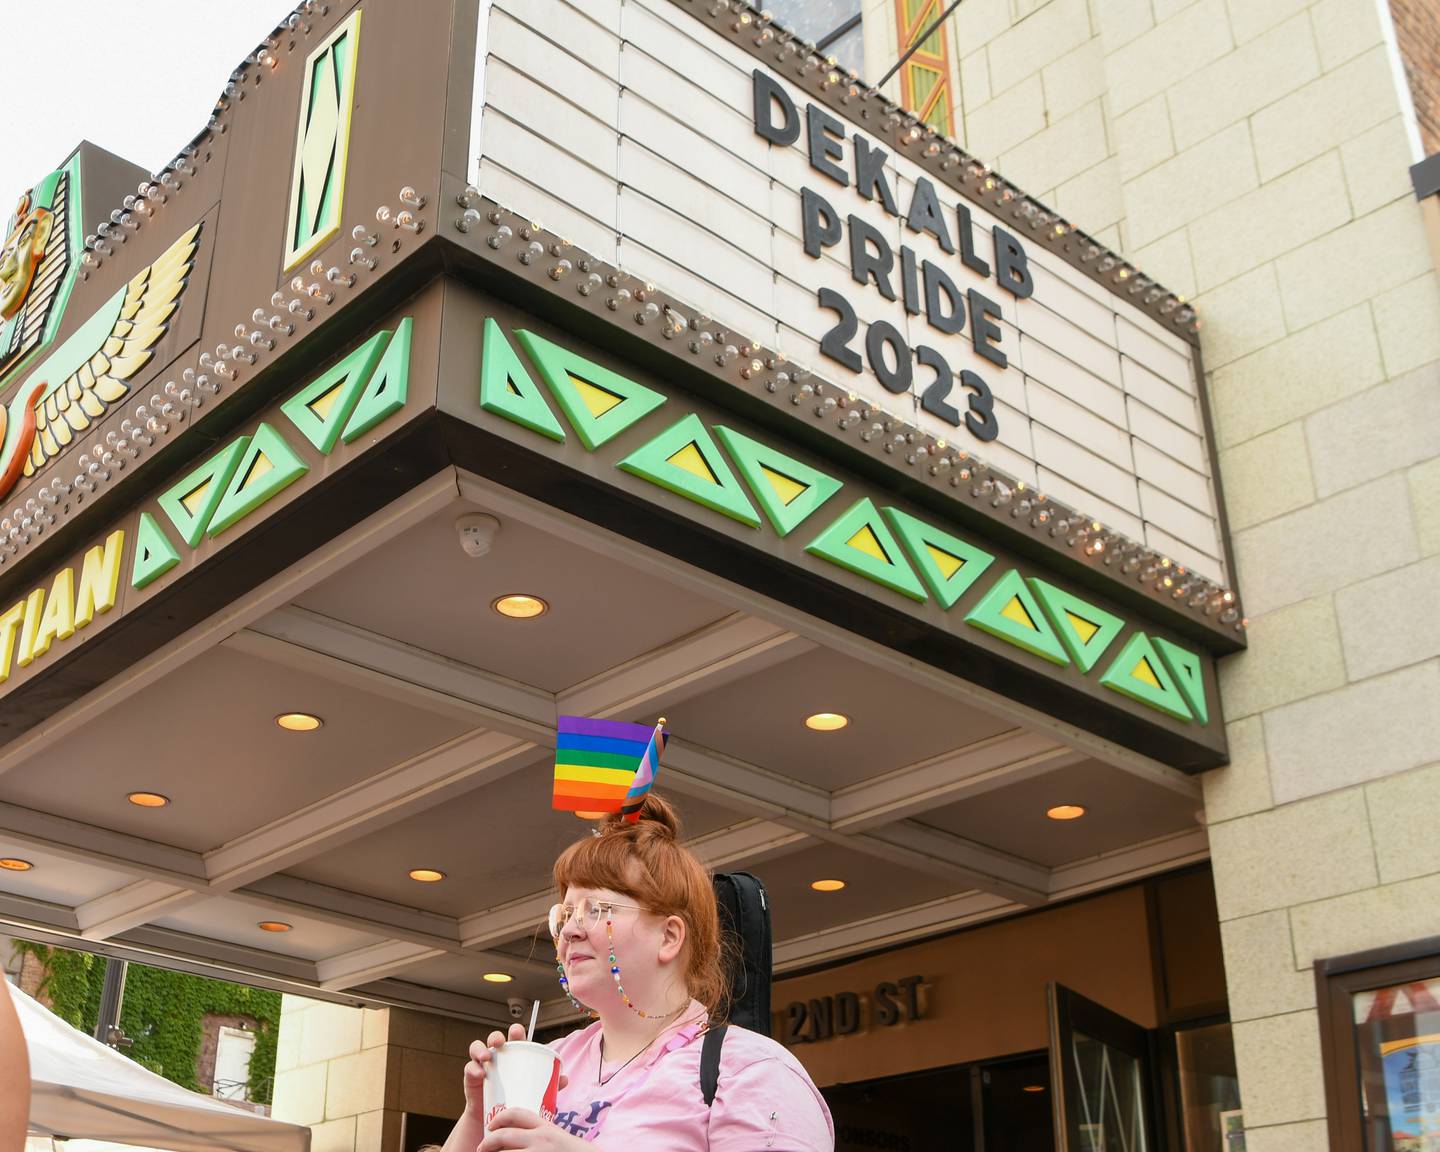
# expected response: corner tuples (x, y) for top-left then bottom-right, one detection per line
(713, 425), (843, 537)
(280, 328), (389, 454)
(1027, 577), (1125, 673)
(131, 511), (181, 590)
(342, 316), (412, 443)
(964, 569), (1070, 666)
(1153, 636), (1208, 725)
(479, 318), (565, 441)
(515, 328), (665, 449)
(158, 436), (250, 547)
(805, 498), (927, 602)
(617, 413), (761, 527)
(206, 423), (310, 537)
(1099, 632), (1194, 722)
(882, 507), (995, 609)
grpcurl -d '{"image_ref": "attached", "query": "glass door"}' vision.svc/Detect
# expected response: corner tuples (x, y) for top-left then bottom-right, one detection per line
(1047, 983), (1156, 1152)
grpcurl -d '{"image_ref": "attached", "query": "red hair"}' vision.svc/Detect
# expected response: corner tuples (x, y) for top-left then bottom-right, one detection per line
(553, 793), (729, 1020)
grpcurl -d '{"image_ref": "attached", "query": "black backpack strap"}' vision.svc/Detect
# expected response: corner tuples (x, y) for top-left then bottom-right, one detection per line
(700, 1024), (728, 1107)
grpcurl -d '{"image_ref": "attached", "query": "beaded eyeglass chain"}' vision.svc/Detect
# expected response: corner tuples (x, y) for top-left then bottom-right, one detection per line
(555, 909), (669, 1019)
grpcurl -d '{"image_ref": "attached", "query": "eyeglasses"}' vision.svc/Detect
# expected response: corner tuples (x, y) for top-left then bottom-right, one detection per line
(547, 897), (646, 939)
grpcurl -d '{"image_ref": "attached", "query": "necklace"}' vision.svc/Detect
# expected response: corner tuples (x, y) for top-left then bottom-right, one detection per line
(596, 1005), (692, 1086)
(597, 1034), (657, 1087)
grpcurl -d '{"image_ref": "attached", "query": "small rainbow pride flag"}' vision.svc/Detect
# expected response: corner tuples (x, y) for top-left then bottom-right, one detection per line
(552, 716), (668, 819)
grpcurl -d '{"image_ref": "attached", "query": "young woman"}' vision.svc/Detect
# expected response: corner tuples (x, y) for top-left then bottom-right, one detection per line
(443, 794), (833, 1150)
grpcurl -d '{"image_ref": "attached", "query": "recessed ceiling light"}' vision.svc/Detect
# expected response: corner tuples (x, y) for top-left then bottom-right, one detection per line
(482, 972), (514, 984)
(804, 712), (849, 731)
(0, 858), (33, 872)
(810, 879), (846, 892)
(127, 792), (171, 808)
(1023, 1084), (1046, 1093)
(574, 811), (608, 820)
(257, 921), (293, 933)
(492, 594), (548, 619)
(408, 868), (446, 883)
(1047, 804), (1086, 821)
(276, 712), (323, 732)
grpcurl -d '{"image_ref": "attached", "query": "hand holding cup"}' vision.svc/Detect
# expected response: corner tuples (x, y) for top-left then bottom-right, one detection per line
(465, 1024), (527, 1116)
(465, 1024), (568, 1124)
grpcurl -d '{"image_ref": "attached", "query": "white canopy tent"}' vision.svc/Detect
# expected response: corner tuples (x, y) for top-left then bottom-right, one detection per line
(14, 985), (310, 1152)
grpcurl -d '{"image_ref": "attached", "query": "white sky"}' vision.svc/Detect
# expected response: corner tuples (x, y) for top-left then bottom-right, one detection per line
(2, 1), (301, 212)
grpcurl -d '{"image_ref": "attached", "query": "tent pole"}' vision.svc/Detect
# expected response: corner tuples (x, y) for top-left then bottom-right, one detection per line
(93, 957), (129, 1047)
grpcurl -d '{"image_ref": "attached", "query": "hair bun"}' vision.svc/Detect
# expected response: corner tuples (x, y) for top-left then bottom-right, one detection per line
(602, 792), (681, 840)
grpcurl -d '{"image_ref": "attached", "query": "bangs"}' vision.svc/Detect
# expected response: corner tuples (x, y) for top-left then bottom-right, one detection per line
(553, 827), (659, 906)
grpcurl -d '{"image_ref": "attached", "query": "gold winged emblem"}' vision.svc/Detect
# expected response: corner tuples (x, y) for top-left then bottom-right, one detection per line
(0, 222), (201, 500)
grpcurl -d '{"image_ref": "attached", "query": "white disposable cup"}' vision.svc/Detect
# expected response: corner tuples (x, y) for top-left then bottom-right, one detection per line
(482, 1040), (561, 1129)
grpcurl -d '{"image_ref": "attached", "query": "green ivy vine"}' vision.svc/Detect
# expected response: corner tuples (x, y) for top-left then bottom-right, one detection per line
(11, 941), (280, 1104)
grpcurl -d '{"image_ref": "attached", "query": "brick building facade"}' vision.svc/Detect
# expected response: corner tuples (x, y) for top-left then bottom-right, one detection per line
(896, 0), (1437, 1147)
(1389, 0), (1440, 154)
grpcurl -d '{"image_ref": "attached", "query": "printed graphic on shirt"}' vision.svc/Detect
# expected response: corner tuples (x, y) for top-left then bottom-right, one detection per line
(552, 1099), (612, 1138)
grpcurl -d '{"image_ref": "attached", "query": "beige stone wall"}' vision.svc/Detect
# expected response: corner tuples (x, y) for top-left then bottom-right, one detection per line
(272, 995), (474, 1152)
(934, 1), (1440, 1149)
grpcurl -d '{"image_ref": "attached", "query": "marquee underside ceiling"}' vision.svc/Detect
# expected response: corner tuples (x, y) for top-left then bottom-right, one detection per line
(0, 473), (1205, 1026)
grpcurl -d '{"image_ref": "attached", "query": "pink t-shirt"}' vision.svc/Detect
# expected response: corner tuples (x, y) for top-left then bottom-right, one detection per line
(547, 1009), (833, 1150)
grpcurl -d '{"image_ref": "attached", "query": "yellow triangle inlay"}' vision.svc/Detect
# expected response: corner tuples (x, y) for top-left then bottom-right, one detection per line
(307, 382), (345, 421)
(299, 51), (342, 237)
(1000, 595), (1037, 631)
(925, 544), (964, 580)
(181, 480), (212, 516)
(847, 524), (889, 563)
(505, 377), (521, 396)
(571, 374), (623, 419)
(1133, 657), (1161, 689)
(241, 453), (274, 489)
(1066, 611), (1100, 644)
(666, 442), (717, 484)
(760, 465), (807, 507)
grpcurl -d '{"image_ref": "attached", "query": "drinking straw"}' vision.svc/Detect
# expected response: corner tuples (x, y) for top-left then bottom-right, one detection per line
(526, 999), (540, 1042)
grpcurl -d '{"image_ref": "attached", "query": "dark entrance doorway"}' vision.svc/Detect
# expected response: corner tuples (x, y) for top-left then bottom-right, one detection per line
(823, 1051), (1055, 1152)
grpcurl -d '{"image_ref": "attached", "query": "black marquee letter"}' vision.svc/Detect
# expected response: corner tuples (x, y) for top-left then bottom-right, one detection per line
(905, 177), (955, 253)
(968, 288), (1007, 368)
(752, 70), (799, 145)
(900, 246), (922, 315)
(923, 260), (965, 335)
(853, 135), (899, 215)
(993, 225), (1034, 299)
(848, 215), (896, 301)
(801, 188), (842, 258)
(957, 204), (991, 278)
(806, 104), (849, 187)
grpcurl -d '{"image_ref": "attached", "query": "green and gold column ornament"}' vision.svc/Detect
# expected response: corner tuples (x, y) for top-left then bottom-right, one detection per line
(283, 9), (361, 270)
(0, 154), (83, 389)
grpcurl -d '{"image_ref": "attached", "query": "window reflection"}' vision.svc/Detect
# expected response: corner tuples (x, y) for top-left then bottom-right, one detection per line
(1175, 1022), (1242, 1152)
(765, 0), (865, 77)
(1352, 977), (1440, 1150)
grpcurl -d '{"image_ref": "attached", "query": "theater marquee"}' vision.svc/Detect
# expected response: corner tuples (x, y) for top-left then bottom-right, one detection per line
(0, 0), (1243, 772)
